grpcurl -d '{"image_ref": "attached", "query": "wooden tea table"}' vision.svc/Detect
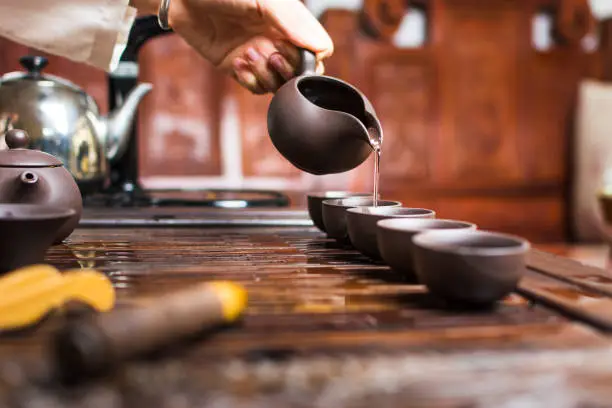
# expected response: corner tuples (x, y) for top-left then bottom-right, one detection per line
(2, 207), (612, 407)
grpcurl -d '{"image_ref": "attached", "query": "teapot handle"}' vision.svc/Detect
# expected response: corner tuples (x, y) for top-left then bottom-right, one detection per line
(297, 49), (317, 76)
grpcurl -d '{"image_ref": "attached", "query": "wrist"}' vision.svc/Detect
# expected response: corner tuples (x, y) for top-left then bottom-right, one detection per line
(129, 0), (159, 14)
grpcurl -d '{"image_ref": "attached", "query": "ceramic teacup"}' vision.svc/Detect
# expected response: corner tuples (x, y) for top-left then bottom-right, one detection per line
(412, 229), (530, 306)
(322, 197), (401, 244)
(346, 206), (435, 259)
(307, 191), (371, 233)
(377, 218), (476, 282)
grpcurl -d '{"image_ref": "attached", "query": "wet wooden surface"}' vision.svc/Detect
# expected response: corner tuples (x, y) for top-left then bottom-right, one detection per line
(3, 211), (612, 406)
(79, 206), (313, 227)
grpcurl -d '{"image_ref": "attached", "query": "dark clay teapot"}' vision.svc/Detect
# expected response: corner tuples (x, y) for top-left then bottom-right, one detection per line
(267, 50), (382, 175)
(0, 129), (82, 243)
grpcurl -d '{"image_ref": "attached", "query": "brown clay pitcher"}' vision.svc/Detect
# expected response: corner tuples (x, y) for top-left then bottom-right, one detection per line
(0, 129), (82, 243)
(267, 49), (382, 175)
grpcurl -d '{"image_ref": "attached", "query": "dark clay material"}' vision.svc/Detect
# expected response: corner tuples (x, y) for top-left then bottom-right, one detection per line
(267, 49), (381, 175)
(0, 204), (75, 274)
(0, 129), (83, 243)
(412, 229), (530, 307)
(307, 191), (371, 233)
(346, 207), (435, 260)
(376, 218), (476, 282)
(322, 197), (401, 244)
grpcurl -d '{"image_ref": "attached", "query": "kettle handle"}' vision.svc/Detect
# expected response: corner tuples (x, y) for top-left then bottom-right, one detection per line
(297, 49), (318, 76)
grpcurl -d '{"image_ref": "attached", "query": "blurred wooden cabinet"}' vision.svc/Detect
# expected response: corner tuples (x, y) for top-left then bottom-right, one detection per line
(0, 0), (608, 242)
(319, 0), (606, 242)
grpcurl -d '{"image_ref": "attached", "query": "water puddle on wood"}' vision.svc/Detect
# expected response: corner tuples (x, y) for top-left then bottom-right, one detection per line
(540, 287), (605, 302)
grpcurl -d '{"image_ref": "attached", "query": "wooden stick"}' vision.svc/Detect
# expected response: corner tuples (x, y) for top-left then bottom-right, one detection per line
(50, 281), (247, 382)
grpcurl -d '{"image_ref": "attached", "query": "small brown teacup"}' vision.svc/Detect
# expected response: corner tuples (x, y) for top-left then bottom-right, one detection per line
(377, 218), (477, 282)
(412, 229), (530, 307)
(322, 197), (401, 244)
(346, 206), (435, 259)
(307, 191), (371, 233)
(0, 204), (76, 274)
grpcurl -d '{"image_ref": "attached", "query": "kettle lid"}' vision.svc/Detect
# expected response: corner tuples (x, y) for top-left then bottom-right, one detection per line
(1, 56), (84, 93)
(0, 129), (63, 167)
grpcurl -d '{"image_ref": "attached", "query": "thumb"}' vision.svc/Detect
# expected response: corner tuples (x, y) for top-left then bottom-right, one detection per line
(259, 0), (334, 59)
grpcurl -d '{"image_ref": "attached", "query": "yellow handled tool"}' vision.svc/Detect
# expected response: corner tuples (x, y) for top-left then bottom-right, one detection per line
(52, 280), (247, 382)
(0, 265), (115, 332)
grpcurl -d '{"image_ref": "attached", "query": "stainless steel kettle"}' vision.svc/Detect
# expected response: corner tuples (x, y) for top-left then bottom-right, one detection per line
(0, 56), (152, 192)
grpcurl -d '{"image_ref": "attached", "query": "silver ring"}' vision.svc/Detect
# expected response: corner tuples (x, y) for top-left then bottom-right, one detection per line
(157, 0), (171, 30)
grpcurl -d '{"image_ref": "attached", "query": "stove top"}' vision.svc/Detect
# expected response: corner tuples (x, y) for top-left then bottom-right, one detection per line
(83, 188), (291, 209)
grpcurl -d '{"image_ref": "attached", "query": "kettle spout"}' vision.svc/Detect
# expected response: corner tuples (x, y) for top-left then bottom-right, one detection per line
(103, 83), (153, 162)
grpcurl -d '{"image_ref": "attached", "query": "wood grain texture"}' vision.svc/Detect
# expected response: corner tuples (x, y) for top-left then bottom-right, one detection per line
(234, 83), (302, 178)
(426, 196), (565, 241)
(601, 19), (612, 81)
(138, 36), (222, 177)
(0, 38), (28, 73)
(366, 52), (435, 181)
(437, 0), (522, 183)
(361, 0), (408, 40)
(554, 0), (597, 45)
(519, 249), (612, 331)
(320, 0), (605, 242)
(0, 221), (612, 406)
(518, 50), (576, 182)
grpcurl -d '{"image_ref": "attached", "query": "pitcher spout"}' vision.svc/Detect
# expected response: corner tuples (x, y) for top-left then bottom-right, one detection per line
(103, 83), (153, 162)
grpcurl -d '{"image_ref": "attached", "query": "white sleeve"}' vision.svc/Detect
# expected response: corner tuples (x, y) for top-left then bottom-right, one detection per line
(590, 0), (612, 20)
(0, 0), (138, 73)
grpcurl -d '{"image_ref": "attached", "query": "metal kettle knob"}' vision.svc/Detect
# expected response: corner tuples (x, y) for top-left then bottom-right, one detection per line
(19, 56), (48, 77)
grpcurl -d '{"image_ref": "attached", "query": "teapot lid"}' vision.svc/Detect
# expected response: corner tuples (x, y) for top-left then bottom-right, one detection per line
(0, 56), (84, 93)
(0, 129), (63, 167)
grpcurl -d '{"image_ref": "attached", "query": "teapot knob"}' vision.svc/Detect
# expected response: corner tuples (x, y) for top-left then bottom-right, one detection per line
(5, 129), (30, 149)
(19, 55), (48, 76)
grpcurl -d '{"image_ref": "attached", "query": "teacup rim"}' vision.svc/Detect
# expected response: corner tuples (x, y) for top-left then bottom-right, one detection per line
(347, 206), (435, 217)
(412, 229), (530, 257)
(308, 191), (372, 199)
(322, 198), (401, 208)
(377, 218), (476, 232)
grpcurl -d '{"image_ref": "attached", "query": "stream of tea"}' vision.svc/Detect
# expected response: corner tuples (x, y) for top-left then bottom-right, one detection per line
(368, 128), (382, 207)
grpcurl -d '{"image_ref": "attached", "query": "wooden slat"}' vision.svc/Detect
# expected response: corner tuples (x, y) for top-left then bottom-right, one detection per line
(0, 222), (611, 405)
(527, 248), (612, 285)
(518, 271), (612, 332)
(509, 248), (612, 331)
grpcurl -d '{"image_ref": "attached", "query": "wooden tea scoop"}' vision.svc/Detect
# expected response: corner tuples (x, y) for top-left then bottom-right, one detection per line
(0, 268), (115, 331)
(51, 281), (247, 382)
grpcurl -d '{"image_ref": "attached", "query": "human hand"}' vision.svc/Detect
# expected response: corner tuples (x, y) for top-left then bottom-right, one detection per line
(133, 0), (334, 94)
